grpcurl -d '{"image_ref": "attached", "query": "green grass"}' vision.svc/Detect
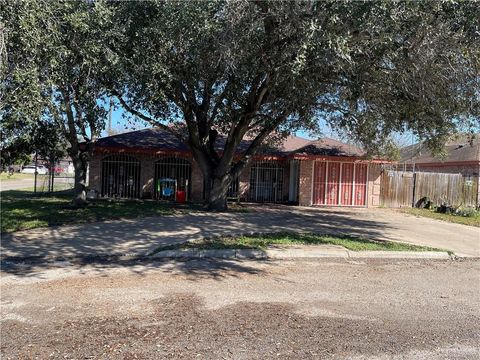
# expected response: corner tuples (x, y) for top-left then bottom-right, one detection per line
(0, 190), (176, 233)
(155, 232), (443, 253)
(0, 190), (253, 233)
(400, 208), (480, 227)
(5, 184), (74, 192)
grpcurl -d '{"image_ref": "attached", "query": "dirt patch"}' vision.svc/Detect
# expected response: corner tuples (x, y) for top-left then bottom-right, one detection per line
(1, 259), (479, 359)
(2, 293), (479, 359)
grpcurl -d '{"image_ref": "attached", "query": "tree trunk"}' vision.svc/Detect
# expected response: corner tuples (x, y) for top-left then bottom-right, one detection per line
(72, 155), (88, 207)
(203, 173), (232, 211)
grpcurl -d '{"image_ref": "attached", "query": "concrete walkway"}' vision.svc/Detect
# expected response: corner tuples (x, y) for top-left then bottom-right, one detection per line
(0, 178), (34, 191)
(1, 206), (479, 259)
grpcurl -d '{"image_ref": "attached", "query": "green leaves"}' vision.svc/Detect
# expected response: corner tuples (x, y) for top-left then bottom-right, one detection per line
(3, 0), (478, 170)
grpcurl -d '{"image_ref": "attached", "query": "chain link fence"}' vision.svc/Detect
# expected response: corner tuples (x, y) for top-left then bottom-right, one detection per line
(32, 159), (76, 193)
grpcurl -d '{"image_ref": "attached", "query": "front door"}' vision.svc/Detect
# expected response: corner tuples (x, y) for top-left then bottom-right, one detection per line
(326, 162), (340, 205)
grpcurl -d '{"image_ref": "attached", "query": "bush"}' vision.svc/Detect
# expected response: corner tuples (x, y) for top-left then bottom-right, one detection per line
(454, 206), (480, 218)
(436, 204), (456, 214)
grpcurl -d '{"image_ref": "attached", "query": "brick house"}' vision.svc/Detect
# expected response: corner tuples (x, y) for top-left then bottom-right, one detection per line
(88, 128), (388, 207)
(400, 134), (480, 176)
(400, 134), (480, 202)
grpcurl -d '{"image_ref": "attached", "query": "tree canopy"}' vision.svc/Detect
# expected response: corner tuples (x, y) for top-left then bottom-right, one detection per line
(108, 0), (479, 209)
(1, 0), (110, 204)
(1, 0), (479, 209)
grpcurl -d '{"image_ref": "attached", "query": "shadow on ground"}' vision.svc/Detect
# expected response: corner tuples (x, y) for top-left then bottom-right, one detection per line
(0, 257), (267, 279)
(1, 206), (391, 263)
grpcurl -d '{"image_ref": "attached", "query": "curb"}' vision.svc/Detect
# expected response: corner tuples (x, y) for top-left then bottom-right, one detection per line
(151, 249), (268, 259)
(0, 250), (458, 265)
(150, 249), (452, 260)
(347, 251), (451, 259)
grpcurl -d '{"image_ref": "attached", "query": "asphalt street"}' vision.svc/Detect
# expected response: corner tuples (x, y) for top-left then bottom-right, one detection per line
(1, 258), (479, 359)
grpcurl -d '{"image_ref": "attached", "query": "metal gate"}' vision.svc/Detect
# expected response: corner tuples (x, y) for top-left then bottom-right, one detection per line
(154, 157), (191, 200)
(101, 154), (141, 198)
(227, 175), (240, 198)
(248, 161), (284, 202)
(312, 161), (368, 206)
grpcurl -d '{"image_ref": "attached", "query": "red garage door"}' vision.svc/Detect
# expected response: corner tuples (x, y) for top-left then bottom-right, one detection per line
(312, 161), (368, 206)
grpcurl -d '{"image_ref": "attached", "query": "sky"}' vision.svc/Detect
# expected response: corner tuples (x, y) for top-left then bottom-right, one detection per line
(104, 100), (430, 149)
(106, 106), (359, 142)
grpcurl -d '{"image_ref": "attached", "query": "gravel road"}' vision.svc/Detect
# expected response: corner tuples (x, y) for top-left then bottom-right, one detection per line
(1, 258), (479, 359)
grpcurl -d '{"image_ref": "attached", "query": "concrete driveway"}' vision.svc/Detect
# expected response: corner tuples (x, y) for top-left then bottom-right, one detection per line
(1, 205), (479, 259)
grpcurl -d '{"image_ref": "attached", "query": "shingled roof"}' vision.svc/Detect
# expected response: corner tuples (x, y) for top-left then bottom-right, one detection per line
(94, 127), (190, 152)
(93, 127), (366, 158)
(401, 134), (480, 164)
(292, 138), (365, 157)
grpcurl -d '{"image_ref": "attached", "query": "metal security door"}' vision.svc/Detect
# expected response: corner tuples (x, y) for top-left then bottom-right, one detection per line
(312, 161), (327, 205)
(326, 162), (341, 205)
(340, 163), (354, 205)
(249, 161), (284, 202)
(354, 163), (368, 206)
(154, 157), (191, 200)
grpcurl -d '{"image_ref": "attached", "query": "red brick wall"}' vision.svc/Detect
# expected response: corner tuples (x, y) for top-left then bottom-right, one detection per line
(88, 151), (385, 207)
(88, 152), (204, 201)
(298, 160), (314, 206)
(88, 155), (102, 191)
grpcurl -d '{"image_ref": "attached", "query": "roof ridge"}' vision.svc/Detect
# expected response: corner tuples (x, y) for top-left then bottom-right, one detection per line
(97, 127), (151, 140)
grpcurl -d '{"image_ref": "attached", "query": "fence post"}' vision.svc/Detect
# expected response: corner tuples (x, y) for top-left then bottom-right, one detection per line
(34, 152), (38, 193)
(50, 160), (55, 193)
(411, 172), (417, 208)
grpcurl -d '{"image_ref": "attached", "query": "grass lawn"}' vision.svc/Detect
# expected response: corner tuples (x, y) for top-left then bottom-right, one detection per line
(155, 232), (444, 253)
(0, 190), (252, 233)
(1, 190), (178, 233)
(399, 208), (480, 227)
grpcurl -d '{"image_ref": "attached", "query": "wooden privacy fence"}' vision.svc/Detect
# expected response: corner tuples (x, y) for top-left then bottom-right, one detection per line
(380, 170), (479, 208)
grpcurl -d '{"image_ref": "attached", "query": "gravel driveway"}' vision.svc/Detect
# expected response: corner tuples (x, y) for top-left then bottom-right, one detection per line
(2, 205), (479, 259)
(1, 258), (479, 359)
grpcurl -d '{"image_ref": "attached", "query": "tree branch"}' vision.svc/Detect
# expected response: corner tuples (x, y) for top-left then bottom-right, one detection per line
(60, 88), (80, 152)
(232, 113), (288, 177)
(113, 90), (185, 141)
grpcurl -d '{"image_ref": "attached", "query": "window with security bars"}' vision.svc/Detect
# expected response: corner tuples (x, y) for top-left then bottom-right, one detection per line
(101, 154), (141, 198)
(154, 157), (192, 200)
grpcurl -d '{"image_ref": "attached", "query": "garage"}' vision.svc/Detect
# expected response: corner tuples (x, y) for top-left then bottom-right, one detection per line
(312, 161), (368, 206)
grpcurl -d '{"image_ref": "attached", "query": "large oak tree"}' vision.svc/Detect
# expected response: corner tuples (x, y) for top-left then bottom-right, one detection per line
(108, 0), (479, 210)
(2, 1), (478, 210)
(1, 0), (110, 205)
